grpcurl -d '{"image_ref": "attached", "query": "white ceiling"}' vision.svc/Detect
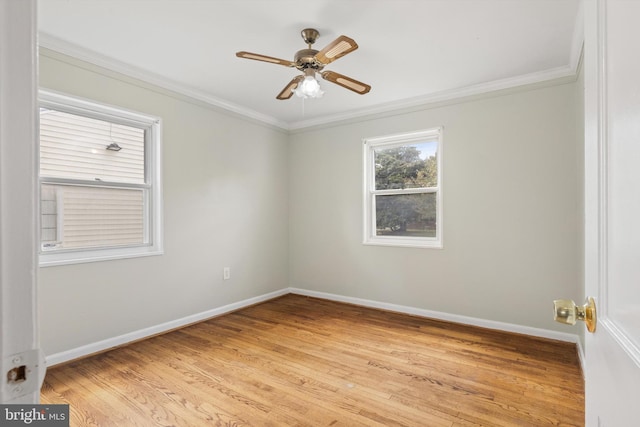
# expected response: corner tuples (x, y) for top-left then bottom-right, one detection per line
(38, 0), (582, 130)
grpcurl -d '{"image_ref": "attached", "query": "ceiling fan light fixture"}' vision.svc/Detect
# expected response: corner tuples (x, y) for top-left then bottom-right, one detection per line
(293, 70), (324, 99)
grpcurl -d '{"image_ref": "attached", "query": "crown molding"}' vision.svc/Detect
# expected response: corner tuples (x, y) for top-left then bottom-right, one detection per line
(287, 65), (578, 131)
(39, 31), (583, 133)
(38, 33), (290, 130)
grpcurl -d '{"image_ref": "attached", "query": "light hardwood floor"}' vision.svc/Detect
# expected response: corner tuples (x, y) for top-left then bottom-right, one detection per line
(41, 294), (584, 426)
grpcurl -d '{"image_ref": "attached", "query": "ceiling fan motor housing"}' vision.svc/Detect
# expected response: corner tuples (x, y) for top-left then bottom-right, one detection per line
(294, 49), (323, 71)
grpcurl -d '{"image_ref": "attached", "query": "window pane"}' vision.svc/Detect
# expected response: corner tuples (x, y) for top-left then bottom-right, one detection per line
(374, 141), (437, 190)
(40, 109), (145, 184)
(41, 184), (145, 251)
(375, 193), (437, 237)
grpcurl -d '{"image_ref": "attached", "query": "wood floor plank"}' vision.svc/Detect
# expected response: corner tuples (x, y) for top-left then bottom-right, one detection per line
(41, 294), (584, 426)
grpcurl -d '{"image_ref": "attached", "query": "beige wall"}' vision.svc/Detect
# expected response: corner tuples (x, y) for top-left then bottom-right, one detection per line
(39, 48), (583, 357)
(289, 81), (583, 333)
(38, 50), (289, 355)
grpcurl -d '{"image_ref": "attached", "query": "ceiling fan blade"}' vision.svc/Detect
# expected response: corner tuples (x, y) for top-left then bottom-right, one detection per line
(321, 71), (371, 94)
(236, 51), (296, 67)
(276, 75), (304, 100)
(314, 35), (358, 65)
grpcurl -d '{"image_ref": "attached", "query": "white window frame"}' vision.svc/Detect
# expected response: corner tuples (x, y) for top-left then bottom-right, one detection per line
(38, 89), (163, 266)
(363, 128), (443, 249)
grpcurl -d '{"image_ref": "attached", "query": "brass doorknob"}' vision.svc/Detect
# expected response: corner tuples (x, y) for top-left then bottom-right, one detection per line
(553, 297), (597, 333)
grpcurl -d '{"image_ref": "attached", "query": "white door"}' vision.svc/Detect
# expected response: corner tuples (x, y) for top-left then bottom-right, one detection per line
(584, 0), (640, 425)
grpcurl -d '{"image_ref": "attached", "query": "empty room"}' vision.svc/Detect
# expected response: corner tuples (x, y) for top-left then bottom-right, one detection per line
(1, 0), (639, 426)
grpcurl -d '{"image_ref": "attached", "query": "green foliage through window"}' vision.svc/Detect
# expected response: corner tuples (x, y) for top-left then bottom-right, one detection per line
(374, 143), (437, 190)
(373, 141), (438, 236)
(376, 193), (436, 237)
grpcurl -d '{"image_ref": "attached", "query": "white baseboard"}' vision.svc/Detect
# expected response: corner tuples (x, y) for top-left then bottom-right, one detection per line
(45, 288), (289, 367)
(576, 339), (586, 377)
(289, 287), (582, 344)
(46, 286), (583, 372)
(294, 287), (585, 377)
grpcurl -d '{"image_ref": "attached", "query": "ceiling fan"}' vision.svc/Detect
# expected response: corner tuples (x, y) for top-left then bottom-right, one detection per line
(236, 28), (371, 100)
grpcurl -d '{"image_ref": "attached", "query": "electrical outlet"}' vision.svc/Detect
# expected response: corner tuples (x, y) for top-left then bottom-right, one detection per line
(223, 267), (230, 280)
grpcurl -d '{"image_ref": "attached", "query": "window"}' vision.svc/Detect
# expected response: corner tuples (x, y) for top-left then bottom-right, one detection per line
(39, 90), (163, 266)
(363, 128), (442, 248)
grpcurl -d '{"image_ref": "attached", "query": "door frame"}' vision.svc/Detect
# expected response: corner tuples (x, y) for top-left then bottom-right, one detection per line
(0, 0), (43, 404)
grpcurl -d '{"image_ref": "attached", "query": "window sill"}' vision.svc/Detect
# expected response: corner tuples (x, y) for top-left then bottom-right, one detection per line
(363, 236), (443, 249)
(39, 245), (163, 267)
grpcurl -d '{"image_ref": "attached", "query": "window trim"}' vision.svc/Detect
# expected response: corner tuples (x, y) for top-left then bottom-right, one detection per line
(362, 128), (443, 249)
(38, 89), (163, 266)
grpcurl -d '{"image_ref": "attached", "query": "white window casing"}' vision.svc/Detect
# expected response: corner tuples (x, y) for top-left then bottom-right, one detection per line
(38, 90), (163, 266)
(363, 128), (443, 249)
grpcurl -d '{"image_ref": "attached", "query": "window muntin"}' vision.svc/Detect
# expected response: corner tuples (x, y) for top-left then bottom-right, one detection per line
(363, 128), (442, 248)
(39, 90), (162, 266)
